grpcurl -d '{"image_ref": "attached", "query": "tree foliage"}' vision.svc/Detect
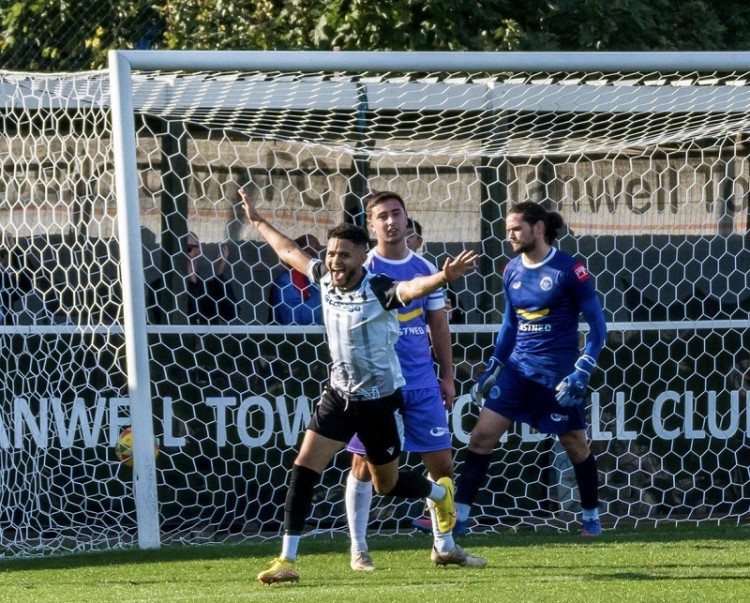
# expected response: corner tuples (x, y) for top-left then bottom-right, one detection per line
(0, 0), (164, 71)
(1, 0), (749, 71)
(161, 0), (281, 51)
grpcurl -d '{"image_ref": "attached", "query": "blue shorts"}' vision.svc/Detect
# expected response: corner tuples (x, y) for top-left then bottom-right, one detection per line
(347, 385), (451, 455)
(483, 364), (586, 435)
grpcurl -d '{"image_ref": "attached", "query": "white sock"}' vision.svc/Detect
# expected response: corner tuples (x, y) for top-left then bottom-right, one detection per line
(428, 481), (446, 502)
(280, 534), (300, 561)
(456, 502), (471, 523)
(426, 498), (456, 553)
(345, 471), (373, 554)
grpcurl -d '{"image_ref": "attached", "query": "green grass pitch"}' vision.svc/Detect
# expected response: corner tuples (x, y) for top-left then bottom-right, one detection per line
(1, 523), (748, 602)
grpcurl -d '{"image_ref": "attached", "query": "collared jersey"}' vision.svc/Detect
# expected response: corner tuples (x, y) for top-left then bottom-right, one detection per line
(364, 249), (444, 390)
(504, 247), (597, 388)
(308, 258), (406, 399)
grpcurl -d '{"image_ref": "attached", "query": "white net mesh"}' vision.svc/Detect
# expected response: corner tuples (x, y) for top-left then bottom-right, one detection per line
(1, 55), (749, 556)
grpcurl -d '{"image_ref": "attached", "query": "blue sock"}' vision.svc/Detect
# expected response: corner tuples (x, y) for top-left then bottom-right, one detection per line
(455, 450), (492, 507)
(581, 507), (599, 522)
(573, 453), (599, 511)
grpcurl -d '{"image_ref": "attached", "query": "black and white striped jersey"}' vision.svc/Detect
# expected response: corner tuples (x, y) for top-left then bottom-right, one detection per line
(308, 258), (406, 400)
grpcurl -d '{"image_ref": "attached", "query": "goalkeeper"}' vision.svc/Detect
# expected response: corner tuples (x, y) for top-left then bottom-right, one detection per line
(456, 201), (607, 537)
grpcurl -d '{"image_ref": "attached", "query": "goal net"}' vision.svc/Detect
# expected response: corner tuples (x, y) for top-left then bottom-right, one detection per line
(1, 51), (749, 556)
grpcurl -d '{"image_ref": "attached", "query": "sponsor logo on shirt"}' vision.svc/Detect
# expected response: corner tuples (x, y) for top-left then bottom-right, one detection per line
(351, 387), (382, 400)
(399, 326), (427, 336)
(325, 295), (362, 312)
(517, 308), (550, 320)
(573, 263), (590, 282)
(518, 322), (552, 332)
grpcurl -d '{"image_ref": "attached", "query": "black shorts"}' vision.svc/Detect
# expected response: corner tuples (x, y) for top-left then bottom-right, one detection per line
(308, 387), (404, 465)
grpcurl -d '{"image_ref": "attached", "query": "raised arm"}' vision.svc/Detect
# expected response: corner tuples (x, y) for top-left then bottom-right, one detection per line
(396, 250), (478, 304)
(240, 188), (313, 274)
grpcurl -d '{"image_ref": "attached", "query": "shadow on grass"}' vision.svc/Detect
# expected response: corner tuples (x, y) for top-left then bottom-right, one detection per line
(602, 571), (750, 582)
(3, 521), (748, 573)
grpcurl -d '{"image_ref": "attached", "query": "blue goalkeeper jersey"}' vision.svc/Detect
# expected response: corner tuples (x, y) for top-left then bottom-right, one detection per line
(364, 250), (445, 391)
(503, 247), (598, 388)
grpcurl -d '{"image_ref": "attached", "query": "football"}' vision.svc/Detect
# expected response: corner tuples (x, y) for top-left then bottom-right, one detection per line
(115, 427), (160, 468)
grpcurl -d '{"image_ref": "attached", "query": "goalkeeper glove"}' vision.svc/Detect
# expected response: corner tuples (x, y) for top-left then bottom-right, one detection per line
(471, 356), (504, 405)
(555, 355), (596, 408)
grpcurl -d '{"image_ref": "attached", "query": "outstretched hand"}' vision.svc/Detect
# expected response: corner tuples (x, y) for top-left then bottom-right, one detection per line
(213, 243), (229, 276)
(440, 250), (479, 282)
(239, 188), (263, 226)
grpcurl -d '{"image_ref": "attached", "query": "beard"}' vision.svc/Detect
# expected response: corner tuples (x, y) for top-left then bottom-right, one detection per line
(513, 238), (537, 255)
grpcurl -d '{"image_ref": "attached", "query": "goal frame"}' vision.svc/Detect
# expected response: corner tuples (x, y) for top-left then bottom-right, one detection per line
(108, 50), (750, 550)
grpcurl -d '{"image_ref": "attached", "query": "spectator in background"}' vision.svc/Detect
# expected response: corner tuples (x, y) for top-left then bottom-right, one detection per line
(0, 238), (17, 325)
(147, 232), (240, 395)
(406, 218), (466, 324)
(269, 234), (323, 325)
(0, 234), (33, 325)
(444, 287), (466, 324)
(147, 232), (238, 325)
(405, 217), (424, 253)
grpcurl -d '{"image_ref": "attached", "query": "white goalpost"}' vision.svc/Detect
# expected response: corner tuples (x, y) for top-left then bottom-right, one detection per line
(0, 50), (748, 557)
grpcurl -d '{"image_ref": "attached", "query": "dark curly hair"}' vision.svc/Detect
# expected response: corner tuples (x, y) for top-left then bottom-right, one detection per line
(508, 201), (566, 244)
(327, 223), (371, 249)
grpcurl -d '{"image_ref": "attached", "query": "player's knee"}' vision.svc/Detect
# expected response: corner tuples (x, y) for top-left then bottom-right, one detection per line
(369, 463), (399, 495)
(371, 477), (396, 495)
(567, 447), (591, 465)
(560, 433), (590, 463)
(467, 411), (509, 454)
(468, 429), (496, 454)
(351, 454), (371, 481)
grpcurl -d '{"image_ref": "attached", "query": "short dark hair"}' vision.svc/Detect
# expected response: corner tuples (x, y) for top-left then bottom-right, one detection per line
(508, 201), (565, 244)
(294, 234), (320, 249)
(406, 217), (422, 237)
(327, 223), (371, 248)
(184, 231), (200, 251)
(364, 191), (406, 216)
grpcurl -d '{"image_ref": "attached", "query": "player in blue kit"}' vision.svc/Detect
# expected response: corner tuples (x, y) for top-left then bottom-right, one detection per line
(456, 201), (607, 537)
(345, 192), (486, 571)
(240, 188), (479, 585)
